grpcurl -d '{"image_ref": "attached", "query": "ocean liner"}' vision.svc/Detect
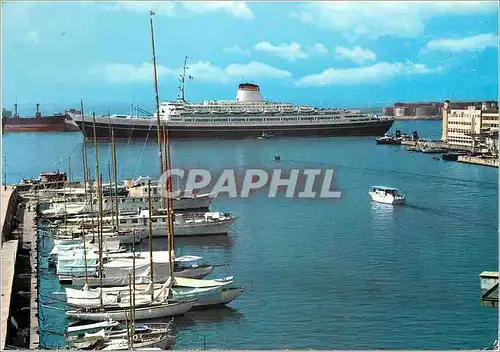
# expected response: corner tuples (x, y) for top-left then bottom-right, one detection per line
(69, 61), (394, 140)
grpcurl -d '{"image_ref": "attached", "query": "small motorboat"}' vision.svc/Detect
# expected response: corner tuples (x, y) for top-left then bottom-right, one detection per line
(432, 156), (440, 161)
(274, 154), (281, 162)
(257, 132), (274, 140)
(376, 134), (401, 145)
(369, 186), (405, 205)
(421, 147), (448, 154)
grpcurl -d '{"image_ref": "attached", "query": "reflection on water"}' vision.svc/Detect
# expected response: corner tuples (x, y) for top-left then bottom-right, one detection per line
(136, 235), (235, 252)
(127, 307), (244, 336)
(175, 235), (235, 249)
(169, 307), (244, 334)
(370, 201), (395, 226)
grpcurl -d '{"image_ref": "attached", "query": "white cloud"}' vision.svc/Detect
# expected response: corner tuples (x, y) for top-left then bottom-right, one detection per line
(424, 33), (498, 53)
(24, 30), (40, 44)
(225, 61), (292, 79)
(113, 1), (175, 15)
(95, 62), (173, 83)
(290, 2), (498, 39)
(254, 41), (308, 61)
(297, 62), (442, 86)
(181, 1), (254, 19)
(223, 45), (251, 56)
(334, 46), (377, 65)
(310, 43), (329, 55)
(112, 1), (253, 19)
(93, 61), (291, 83)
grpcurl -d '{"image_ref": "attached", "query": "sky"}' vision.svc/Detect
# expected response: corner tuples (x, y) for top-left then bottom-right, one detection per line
(1, 1), (499, 115)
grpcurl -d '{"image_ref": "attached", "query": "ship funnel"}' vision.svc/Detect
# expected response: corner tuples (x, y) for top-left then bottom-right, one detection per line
(236, 83), (264, 102)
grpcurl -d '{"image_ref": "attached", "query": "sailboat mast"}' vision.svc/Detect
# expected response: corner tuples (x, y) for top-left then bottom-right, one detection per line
(107, 162), (115, 230)
(68, 156), (72, 196)
(87, 168), (95, 242)
(82, 219), (88, 287)
(132, 238), (136, 337)
(128, 273), (133, 350)
(98, 173), (104, 309)
(80, 100), (89, 204)
(147, 180), (154, 301)
(150, 11), (164, 175)
(92, 112), (104, 309)
(92, 112), (101, 237)
(163, 125), (174, 281)
(111, 129), (119, 231)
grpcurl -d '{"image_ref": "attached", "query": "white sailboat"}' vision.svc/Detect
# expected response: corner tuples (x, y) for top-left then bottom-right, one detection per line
(62, 210), (236, 237)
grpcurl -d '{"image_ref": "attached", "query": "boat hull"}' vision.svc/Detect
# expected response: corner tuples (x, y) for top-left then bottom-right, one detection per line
(119, 220), (234, 237)
(66, 301), (195, 322)
(369, 192), (405, 205)
(73, 118), (394, 140)
(4, 115), (80, 133)
(376, 139), (401, 145)
(69, 265), (214, 287)
(190, 287), (245, 309)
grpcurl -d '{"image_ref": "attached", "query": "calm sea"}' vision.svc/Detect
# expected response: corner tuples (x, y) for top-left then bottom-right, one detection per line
(3, 120), (498, 349)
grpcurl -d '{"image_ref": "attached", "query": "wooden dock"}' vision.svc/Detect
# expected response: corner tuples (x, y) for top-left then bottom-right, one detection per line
(480, 271), (498, 308)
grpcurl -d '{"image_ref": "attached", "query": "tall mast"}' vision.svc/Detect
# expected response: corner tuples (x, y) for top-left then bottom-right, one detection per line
(178, 56), (189, 102)
(92, 112), (104, 309)
(82, 218), (89, 289)
(80, 100), (89, 203)
(92, 112), (101, 241)
(107, 162), (114, 230)
(112, 129), (119, 231)
(98, 173), (104, 310)
(147, 180), (154, 302)
(149, 11), (173, 287)
(163, 125), (174, 283)
(150, 11), (164, 176)
(81, 101), (95, 241)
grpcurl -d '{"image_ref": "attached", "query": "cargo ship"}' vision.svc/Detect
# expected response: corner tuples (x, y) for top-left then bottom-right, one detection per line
(68, 69), (394, 140)
(3, 104), (80, 133)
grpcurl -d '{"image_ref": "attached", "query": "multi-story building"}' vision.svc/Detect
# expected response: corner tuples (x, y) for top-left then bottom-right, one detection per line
(385, 102), (443, 118)
(441, 100), (498, 149)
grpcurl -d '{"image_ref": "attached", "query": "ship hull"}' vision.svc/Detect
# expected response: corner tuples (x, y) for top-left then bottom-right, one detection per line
(73, 118), (394, 140)
(4, 115), (80, 133)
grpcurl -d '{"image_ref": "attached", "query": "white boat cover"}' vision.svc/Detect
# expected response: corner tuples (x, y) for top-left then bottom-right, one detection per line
(174, 276), (233, 288)
(67, 320), (119, 333)
(84, 329), (106, 340)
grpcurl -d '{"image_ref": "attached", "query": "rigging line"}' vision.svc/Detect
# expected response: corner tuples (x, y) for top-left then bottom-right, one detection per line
(133, 117), (155, 179)
(282, 158), (497, 189)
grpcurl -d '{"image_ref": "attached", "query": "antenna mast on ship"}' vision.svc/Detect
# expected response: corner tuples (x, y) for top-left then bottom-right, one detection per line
(178, 56), (193, 102)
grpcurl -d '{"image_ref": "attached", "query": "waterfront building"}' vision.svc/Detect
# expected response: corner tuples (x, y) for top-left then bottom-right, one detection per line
(441, 100), (498, 149)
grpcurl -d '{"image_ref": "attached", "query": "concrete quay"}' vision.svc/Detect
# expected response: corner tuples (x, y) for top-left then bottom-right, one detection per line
(458, 155), (499, 168)
(1, 187), (38, 349)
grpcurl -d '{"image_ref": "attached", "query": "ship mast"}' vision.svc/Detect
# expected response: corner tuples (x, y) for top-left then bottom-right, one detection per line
(149, 11), (175, 289)
(150, 11), (164, 175)
(178, 56), (192, 102)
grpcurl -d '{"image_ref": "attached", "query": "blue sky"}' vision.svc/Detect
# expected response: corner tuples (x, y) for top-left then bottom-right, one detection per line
(2, 1), (499, 114)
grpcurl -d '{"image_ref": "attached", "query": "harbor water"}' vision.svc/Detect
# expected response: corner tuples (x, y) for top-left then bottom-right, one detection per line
(3, 120), (498, 349)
